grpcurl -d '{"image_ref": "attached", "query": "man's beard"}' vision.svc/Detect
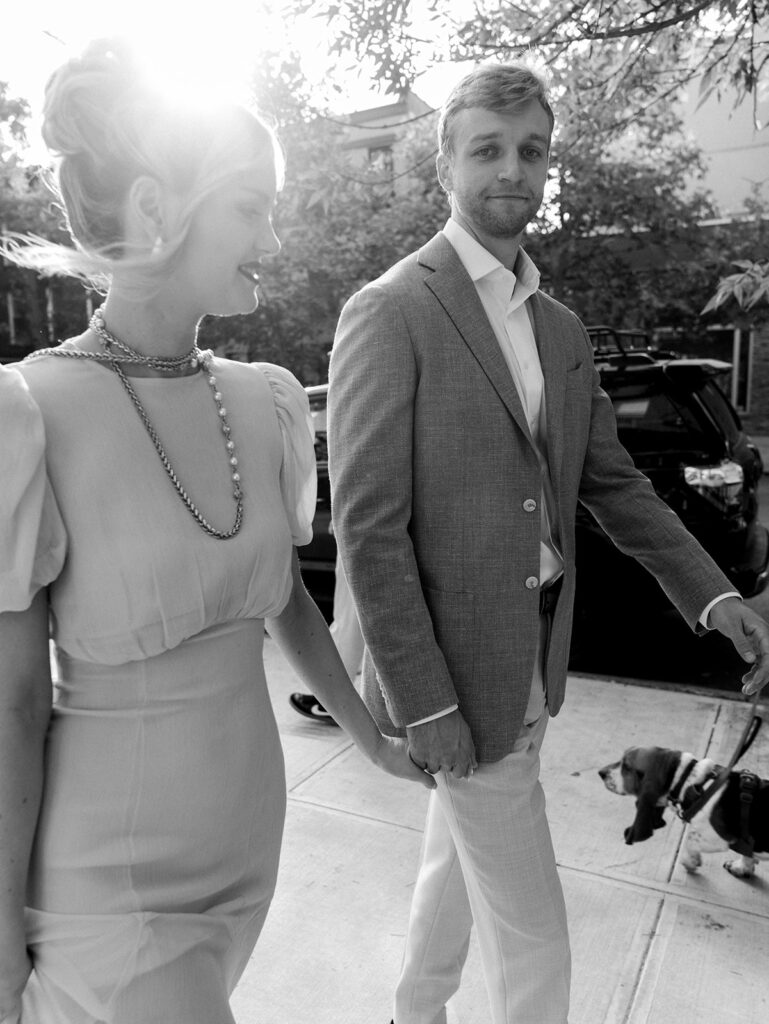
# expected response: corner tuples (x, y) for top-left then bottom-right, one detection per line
(459, 192), (540, 240)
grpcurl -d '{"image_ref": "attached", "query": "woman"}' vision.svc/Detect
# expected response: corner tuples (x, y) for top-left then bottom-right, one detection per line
(0, 40), (432, 1024)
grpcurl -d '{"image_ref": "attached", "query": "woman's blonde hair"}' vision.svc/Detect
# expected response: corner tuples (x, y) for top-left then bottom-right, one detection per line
(3, 38), (282, 293)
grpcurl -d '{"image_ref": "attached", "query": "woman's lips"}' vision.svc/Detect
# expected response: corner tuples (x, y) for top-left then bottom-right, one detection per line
(238, 263), (261, 283)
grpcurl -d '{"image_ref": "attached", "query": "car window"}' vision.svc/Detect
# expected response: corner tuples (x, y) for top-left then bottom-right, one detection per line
(692, 380), (741, 445)
(610, 382), (704, 447)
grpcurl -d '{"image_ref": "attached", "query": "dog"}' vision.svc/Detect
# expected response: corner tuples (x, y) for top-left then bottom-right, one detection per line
(599, 746), (769, 878)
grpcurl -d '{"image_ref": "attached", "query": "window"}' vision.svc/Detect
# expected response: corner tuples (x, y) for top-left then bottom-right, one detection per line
(610, 382), (704, 448)
(694, 379), (741, 444)
(700, 327), (753, 413)
(367, 145), (394, 176)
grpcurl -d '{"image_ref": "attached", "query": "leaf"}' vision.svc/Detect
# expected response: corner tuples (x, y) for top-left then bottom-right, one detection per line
(305, 189), (328, 210)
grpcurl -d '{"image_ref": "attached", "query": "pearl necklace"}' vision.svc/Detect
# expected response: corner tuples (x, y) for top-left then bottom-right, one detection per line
(24, 308), (244, 540)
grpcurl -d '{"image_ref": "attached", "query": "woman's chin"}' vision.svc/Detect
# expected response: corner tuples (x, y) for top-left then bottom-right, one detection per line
(208, 294), (260, 318)
(236, 286), (260, 315)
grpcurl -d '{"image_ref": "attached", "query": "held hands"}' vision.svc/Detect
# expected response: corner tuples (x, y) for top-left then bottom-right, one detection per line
(406, 709), (478, 780)
(708, 597), (769, 695)
(373, 736), (437, 790)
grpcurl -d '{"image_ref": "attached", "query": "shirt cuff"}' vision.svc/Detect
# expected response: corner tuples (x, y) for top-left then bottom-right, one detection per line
(407, 704), (459, 727)
(699, 592), (741, 629)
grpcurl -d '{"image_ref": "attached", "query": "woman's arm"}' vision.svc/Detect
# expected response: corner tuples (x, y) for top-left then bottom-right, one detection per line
(266, 552), (434, 790)
(0, 589), (53, 1022)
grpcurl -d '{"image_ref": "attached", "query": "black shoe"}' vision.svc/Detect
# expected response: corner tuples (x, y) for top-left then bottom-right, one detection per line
(288, 692), (339, 726)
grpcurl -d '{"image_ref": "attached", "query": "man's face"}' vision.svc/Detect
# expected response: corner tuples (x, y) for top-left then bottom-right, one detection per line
(436, 101), (550, 251)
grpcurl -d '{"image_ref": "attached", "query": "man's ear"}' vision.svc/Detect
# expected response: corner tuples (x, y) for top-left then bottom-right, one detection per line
(126, 175), (167, 248)
(436, 153), (452, 195)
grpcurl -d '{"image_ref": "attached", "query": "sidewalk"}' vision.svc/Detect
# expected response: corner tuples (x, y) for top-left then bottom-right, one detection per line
(233, 639), (769, 1024)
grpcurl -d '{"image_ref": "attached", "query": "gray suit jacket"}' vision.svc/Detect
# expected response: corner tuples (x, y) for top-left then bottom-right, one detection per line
(327, 233), (733, 762)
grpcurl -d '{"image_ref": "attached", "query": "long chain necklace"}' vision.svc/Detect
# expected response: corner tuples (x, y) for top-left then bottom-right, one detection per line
(24, 307), (244, 540)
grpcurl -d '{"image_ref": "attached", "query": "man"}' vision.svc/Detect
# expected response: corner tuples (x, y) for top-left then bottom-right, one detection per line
(327, 63), (769, 1024)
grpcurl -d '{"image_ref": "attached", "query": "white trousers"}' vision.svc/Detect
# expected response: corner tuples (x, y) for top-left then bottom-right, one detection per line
(394, 622), (570, 1024)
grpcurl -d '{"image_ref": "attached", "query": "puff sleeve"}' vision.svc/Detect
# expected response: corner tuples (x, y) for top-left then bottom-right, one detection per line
(256, 363), (317, 546)
(0, 365), (67, 612)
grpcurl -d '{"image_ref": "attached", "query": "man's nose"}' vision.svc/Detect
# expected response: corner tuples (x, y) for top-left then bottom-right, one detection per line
(497, 153), (523, 181)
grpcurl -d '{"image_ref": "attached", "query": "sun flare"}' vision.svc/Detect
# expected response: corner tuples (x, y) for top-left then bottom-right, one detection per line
(3, 1), (345, 153)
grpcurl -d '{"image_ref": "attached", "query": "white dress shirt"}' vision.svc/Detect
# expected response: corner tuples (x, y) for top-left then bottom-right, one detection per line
(443, 218), (563, 588)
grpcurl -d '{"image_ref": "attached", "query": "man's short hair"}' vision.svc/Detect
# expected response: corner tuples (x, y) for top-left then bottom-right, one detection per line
(438, 63), (554, 157)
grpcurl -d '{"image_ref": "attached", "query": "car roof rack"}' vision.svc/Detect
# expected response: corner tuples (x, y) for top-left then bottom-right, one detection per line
(586, 325), (661, 366)
(585, 325), (684, 367)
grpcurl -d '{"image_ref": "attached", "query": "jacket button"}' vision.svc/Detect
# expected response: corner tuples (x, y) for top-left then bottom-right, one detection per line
(525, 576), (539, 590)
(522, 498), (537, 512)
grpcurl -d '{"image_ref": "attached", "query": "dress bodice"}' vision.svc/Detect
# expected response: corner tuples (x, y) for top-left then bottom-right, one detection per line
(0, 355), (316, 664)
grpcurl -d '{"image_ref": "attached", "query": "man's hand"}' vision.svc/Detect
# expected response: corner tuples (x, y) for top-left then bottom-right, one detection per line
(406, 709), (477, 779)
(708, 597), (769, 695)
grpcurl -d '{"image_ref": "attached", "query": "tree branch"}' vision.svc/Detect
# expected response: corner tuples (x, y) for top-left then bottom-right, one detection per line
(566, 0), (713, 41)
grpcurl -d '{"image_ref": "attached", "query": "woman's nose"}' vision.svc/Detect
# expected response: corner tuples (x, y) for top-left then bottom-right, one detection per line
(259, 222), (281, 258)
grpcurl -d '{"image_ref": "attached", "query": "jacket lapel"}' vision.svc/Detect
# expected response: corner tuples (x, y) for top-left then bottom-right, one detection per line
(528, 291), (566, 500)
(419, 234), (534, 448)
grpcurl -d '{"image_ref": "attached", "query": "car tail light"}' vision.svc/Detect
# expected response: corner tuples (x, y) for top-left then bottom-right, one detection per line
(683, 460), (744, 510)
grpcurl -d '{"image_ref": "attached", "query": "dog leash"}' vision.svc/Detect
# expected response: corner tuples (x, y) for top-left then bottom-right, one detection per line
(680, 688), (763, 825)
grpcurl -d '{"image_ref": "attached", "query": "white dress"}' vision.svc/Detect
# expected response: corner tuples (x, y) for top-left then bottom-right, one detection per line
(0, 354), (316, 1024)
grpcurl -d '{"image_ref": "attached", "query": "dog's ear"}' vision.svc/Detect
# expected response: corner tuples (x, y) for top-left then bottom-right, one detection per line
(623, 748), (679, 845)
(625, 803), (667, 844)
(618, 747), (643, 794)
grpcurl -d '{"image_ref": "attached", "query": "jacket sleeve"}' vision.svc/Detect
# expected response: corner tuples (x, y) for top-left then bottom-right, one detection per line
(327, 284), (459, 726)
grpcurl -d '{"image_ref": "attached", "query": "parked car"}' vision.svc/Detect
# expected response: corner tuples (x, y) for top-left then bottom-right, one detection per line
(572, 327), (768, 659)
(298, 328), (769, 648)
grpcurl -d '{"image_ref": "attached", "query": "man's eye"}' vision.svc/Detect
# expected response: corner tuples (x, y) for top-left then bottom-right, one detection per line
(523, 148), (543, 161)
(474, 147), (496, 159)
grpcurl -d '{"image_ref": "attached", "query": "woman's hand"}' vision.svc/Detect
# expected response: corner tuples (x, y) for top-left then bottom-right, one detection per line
(372, 735), (437, 790)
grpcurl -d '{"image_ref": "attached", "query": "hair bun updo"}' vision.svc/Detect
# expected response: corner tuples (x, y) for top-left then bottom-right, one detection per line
(42, 39), (143, 162)
(3, 36), (280, 292)
(40, 39), (159, 258)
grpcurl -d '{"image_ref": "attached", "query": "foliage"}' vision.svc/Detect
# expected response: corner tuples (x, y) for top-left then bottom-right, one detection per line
(298, 0), (769, 124)
(511, 44), (718, 331)
(695, 183), (769, 327)
(2, 40), (767, 375)
(0, 83), (29, 163)
(206, 41), (746, 372)
(0, 78), (93, 354)
(199, 56), (448, 381)
(702, 259), (769, 319)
